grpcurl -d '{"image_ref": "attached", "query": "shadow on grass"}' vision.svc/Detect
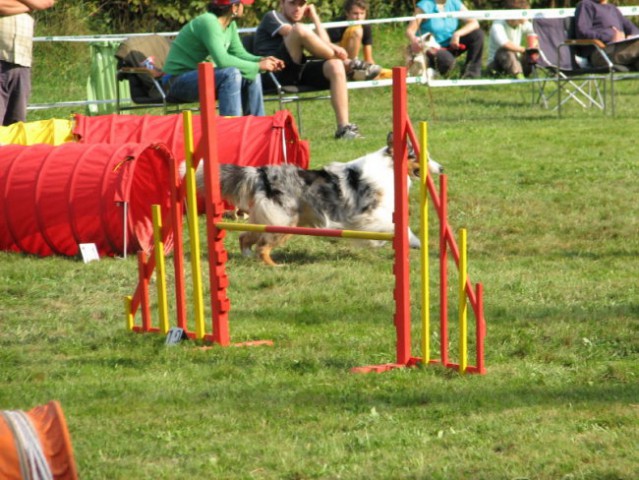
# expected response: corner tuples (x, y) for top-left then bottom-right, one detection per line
(224, 246), (390, 267)
(229, 368), (639, 414)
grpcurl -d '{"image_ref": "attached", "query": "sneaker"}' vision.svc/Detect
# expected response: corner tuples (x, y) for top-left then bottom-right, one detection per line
(348, 59), (383, 81)
(334, 123), (363, 140)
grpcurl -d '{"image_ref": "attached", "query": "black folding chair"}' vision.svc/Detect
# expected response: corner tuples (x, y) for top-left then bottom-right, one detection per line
(115, 35), (186, 114)
(531, 17), (613, 115)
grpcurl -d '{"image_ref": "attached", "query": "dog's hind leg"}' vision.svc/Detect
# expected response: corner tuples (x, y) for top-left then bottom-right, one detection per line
(258, 244), (279, 267)
(256, 233), (291, 267)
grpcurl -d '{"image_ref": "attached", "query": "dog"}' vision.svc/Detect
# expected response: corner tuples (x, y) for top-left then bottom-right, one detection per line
(193, 134), (443, 266)
(406, 33), (440, 79)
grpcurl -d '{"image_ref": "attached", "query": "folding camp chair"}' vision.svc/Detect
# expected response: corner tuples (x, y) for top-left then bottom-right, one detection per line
(114, 35), (187, 114)
(531, 17), (616, 116)
(242, 34), (330, 132)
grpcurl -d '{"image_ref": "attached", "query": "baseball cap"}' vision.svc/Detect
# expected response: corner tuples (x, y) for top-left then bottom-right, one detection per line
(211, 0), (254, 5)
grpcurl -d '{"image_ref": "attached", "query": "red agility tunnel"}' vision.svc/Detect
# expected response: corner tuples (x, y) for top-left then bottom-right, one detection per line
(0, 142), (174, 258)
(72, 110), (309, 169)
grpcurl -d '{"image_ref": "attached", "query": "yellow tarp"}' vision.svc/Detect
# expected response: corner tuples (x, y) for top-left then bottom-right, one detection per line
(0, 119), (74, 146)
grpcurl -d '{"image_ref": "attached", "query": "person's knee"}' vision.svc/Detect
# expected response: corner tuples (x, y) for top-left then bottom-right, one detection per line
(217, 67), (242, 86)
(228, 67), (242, 85)
(323, 59), (346, 81)
(347, 25), (364, 41)
(464, 28), (484, 48)
(252, 74), (263, 88)
(290, 23), (311, 42)
(434, 50), (456, 74)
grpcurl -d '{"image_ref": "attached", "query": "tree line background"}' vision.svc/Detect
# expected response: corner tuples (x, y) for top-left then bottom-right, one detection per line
(38, 0), (636, 36)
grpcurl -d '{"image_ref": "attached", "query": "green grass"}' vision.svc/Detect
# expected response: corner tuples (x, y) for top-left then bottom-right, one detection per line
(2, 22), (638, 480)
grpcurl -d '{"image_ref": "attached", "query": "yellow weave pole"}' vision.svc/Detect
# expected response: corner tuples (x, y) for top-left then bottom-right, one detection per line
(125, 295), (133, 331)
(458, 228), (468, 373)
(183, 111), (206, 339)
(152, 204), (170, 335)
(419, 121), (430, 364)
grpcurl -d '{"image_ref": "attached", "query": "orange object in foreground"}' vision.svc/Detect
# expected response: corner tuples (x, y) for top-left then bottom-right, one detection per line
(0, 400), (79, 480)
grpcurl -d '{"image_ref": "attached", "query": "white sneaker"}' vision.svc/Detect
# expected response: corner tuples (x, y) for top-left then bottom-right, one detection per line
(348, 59), (382, 81)
(334, 123), (363, 140)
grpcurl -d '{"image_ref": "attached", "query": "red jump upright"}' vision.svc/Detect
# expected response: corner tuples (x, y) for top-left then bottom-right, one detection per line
(126, 64), (486, 375)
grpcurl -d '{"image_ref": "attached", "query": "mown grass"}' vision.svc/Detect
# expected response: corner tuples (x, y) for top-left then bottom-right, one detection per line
(2, 19), (638, 480)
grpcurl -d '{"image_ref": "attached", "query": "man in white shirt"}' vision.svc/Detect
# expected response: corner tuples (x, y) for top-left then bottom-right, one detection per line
(487, 0), (535, 79)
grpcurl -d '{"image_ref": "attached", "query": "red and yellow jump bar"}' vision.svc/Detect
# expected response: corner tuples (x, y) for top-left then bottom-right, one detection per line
(216, 222), (394, 242)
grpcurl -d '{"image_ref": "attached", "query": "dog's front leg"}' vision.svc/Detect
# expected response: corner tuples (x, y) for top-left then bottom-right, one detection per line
(239, 232), (258, 257)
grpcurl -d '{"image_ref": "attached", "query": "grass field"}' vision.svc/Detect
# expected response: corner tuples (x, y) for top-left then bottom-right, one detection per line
(1, 22), (638, 480)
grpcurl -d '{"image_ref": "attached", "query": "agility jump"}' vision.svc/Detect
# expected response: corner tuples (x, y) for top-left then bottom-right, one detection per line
(125, 63), (486, 374)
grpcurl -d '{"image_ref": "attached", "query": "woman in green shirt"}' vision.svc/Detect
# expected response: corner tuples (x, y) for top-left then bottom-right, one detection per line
(163, 0), (284, 116)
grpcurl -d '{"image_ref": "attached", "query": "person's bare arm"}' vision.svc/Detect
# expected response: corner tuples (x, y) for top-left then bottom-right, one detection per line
(502, 40), (525, 54)
(406, 9), (424, 54)
(21, 0), (54, 9)
(304, 4), (331, 44)
(0, 0), (30, 15)
(0, 0), (53, 15)
(363, 44), (374, 64)
(449, 4), (479, 49)
(277, 23), (293, 38)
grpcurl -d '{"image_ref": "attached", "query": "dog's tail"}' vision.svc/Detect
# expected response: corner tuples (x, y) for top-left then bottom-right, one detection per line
(218, 164), (260, 211)
(180, 161), (259, 211)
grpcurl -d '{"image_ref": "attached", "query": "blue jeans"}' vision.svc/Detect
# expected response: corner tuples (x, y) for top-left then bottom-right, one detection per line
(165, 66), (265, 116)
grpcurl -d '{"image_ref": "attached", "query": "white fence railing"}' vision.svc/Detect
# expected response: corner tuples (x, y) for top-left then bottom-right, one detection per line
(28, 8), (639, 112)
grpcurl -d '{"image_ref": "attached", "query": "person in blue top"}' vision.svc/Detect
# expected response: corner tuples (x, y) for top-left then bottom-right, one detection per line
(405, 0), (484, 78)
(163, 0), (284, 116)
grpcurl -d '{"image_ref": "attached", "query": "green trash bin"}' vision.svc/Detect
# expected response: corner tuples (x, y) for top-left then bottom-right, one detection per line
(86, 41), (131, 115)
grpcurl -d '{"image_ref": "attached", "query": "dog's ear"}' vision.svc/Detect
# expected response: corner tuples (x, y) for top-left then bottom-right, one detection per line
(386, 132), (417, 159)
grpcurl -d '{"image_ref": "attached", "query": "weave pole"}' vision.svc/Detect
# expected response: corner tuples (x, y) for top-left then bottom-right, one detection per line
(459, 228), (468, 373)
(419, 122), (430, 365)
(182, 110), (206, 339)
(152, 205), (170, 335)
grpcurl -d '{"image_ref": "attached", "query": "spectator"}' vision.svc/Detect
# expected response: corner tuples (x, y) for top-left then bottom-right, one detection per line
(327, 0), (383, 78)
(487, 0), (536, 79)
(163, 0), (284, 117)
(255, 0), (377, 139)
(405, 0), (484, 79)
(575, 0), (639, 70)
(0, 0), (55, 126)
